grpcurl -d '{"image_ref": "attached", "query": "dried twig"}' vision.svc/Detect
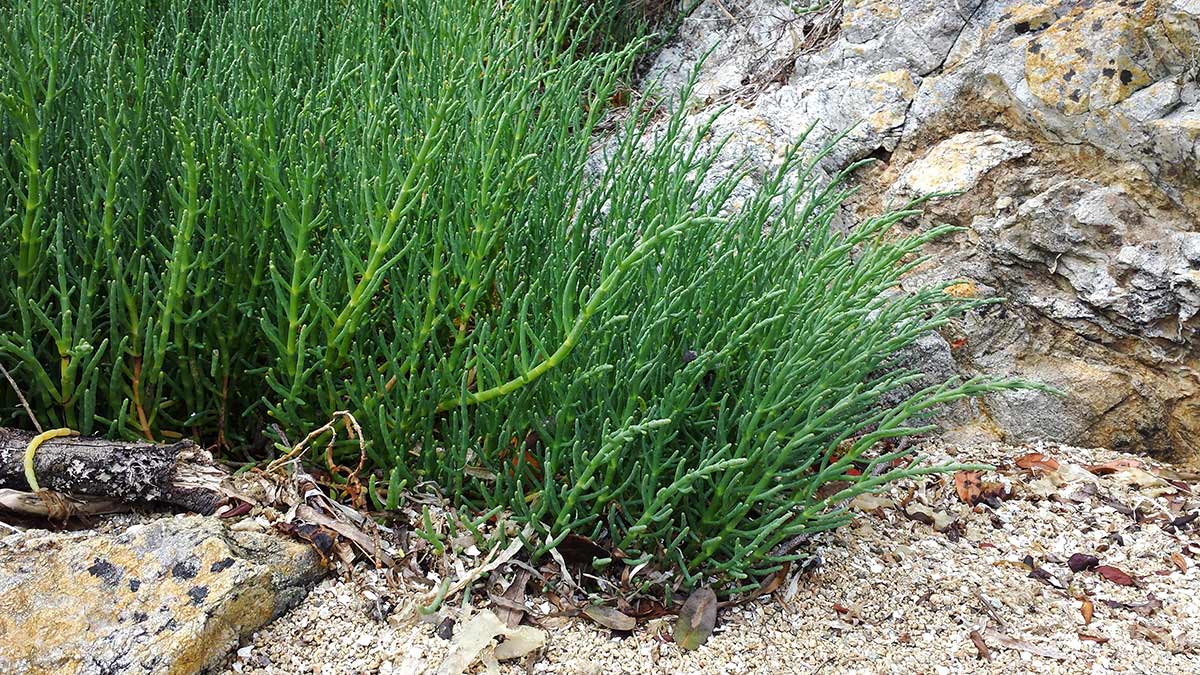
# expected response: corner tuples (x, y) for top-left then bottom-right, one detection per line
(266, 410), (365, 475)
(974, 589), (1009, 631)
(969, 629), (992, 660)
(0, 363), (41, 433)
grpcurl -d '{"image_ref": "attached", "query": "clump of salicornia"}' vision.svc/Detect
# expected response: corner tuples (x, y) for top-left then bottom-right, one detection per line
(0, 0), (1027, 589)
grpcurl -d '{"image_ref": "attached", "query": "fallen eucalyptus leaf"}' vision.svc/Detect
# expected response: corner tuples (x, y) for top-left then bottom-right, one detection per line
(1095, 565), (1137, 587)
(1015, 453), (1059, 471)
(582, 605), (636, 631)
(1102, 594), (1162, 617)
(674, 587), (717, 651)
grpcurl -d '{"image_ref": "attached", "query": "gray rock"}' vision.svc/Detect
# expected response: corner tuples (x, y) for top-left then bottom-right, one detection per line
(635, 0), (1200, 459)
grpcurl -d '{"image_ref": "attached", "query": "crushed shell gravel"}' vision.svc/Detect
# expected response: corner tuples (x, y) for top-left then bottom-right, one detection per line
(223, 442), (1200, 674)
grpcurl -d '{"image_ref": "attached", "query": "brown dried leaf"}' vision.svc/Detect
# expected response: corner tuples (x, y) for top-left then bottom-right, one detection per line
(1068, 553), (1100, 573)
(1171, 552), (1188, 573)
(1015, 453), (1060, 471)
(744, 562), (790, 602)
(493, 570), (530, 628)
(582, 605), (636, 632)
(969, 630), (992, 660)
(1078, 633), (1109, 644)
(1086, 458), (1143, 475)
(1102, 594), (1162, 617)
(954, 471), (1008, 506)
(674, 587), (718, 651)
(1095, 565), (1137, 586)
(1129, 622), (1181, 652)
(556, 534), (611, 566)
(1080, 598), (1094, 625)
(623, 597), (671, 621)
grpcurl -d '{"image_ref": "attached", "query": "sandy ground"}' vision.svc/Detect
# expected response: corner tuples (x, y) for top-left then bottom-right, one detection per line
(221, 442), (1200, 674)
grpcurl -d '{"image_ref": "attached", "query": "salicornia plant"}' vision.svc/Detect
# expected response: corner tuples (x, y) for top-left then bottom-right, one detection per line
(0, 0), (1027, 589)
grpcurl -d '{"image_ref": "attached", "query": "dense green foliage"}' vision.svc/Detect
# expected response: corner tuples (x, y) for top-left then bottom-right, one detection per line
(1, 0), (1022, 589)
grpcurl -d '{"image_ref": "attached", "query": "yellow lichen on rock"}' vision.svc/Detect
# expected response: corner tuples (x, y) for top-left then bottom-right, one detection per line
(863, 70), (919, 132)
(0, 517), (325, 675)
(1023, 2), (1165, 115)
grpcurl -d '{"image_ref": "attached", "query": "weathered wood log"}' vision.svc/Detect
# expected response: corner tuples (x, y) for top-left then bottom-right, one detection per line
(0, 428), (228, 514)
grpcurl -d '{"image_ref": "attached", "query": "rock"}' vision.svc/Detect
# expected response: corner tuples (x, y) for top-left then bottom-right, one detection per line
(635, 0), (1200, 461)
(0, 516), (326, 674)
(904, 0), (1200, 212)
(889, 130), (1031, 196)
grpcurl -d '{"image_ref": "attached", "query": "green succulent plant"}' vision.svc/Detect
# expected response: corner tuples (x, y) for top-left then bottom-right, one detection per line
(0, 0), (1026, 589)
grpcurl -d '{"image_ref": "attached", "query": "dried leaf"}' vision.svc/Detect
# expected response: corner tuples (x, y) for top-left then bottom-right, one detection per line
(1102, 594), (1162, 616)
(1068, 553), (1100, 573)
(1086, 458), (1143, 475)
(1080, 598), (1094, 625)
(1154, 467), (1200, 483)
(1113, 468), (1173, 495)
(849, 492), (893, 512)
(969, 630), (992, 660)
(1078, 633), (1109, 644)
(1129, 622), (1181, 652)
(982, 630), (1069, 660)
(492, 625), (545, 661)
(623, 597), (671, 620)
(556, 534), (611, 565)
(1022, 555), (1065, 589)
(493, 570), (530, 628)
(954, 471), (1008, 506)
(582, 605), (636, 631)
(1094, 565), (1137, 587)
(436, 609), (545, 675)
(1170, 552), (1188, 573)
(1023, 477), (1059, 499)
(674, 587), (718, 651)
(1015, 453), (1060, 471)
(743, 562), (790, 602)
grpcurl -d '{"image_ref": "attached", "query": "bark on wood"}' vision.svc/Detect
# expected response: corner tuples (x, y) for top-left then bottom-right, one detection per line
(0, 488), (128, 519)
(0, 428), (227, 514)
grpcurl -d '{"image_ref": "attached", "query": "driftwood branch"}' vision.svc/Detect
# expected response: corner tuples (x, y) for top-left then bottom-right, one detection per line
(0, 428), (228, 514)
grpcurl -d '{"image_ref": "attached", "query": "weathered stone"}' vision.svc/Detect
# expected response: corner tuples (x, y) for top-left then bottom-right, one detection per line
(889, 130), (1031, 196)
(904, 0), (1200, 214)
(0, 516), (325, 674)
(637, 0), (1200, 460)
